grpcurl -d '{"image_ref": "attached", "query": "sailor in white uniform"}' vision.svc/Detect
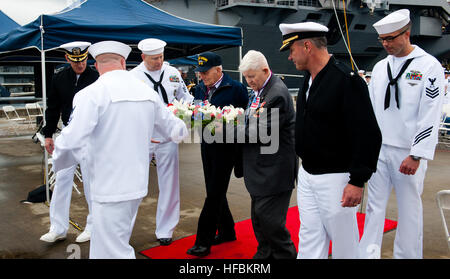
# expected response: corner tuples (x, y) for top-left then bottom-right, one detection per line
(51, 41), (188, 259)
(130, 38), (193, 246)
(359, 9), (445, 259)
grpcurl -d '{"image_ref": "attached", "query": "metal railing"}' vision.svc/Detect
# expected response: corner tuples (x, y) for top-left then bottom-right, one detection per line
(217, 0), (299, 9)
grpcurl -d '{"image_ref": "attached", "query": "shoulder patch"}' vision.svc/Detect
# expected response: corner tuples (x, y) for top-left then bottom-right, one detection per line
(169, 75), (180, 82)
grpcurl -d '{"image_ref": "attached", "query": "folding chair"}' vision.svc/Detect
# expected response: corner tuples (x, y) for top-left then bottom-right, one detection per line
(2, 105), (27, 135)
(436, 190), (450, 251)
(439, 112), (450, 147)
(25, 103), (43, 128)
(47, 158), (82, 195)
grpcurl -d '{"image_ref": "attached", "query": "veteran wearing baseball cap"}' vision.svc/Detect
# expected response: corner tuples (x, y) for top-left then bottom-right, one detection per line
(186, 52), (248, 257)
(278, 21), (382, 259)
(40, 41), (99, 245)
(359, 9), (446, 259)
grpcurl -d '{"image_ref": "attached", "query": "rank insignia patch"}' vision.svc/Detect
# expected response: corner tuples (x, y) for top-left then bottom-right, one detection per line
(405, 70), (422, 81)
(413, 126), (432, 146)
(169, 75), (180, 82)
(425, 78), (439, 99)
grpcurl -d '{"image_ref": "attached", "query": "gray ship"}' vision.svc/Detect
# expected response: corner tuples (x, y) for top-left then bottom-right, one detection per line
(147, 0), (450, 87)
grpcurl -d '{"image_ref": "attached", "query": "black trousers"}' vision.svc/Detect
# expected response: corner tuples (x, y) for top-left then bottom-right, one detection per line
(251, 190), (297, 259)
(195, 142), (237, 247)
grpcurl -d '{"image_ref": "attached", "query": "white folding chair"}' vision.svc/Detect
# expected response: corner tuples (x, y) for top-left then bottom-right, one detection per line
(436, 190), (450, 251)
(439, 112), (450, 147)
(2, 105), (27, 135)
(47, 158), (82, 195)
(35, 102), (43, 114)
(25, 103), (43, 128)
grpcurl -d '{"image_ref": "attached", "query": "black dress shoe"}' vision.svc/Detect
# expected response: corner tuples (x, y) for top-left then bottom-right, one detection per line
(158, 238), (172, 246)
(213, 235), (237, 245)
(186, 245), (211, 257)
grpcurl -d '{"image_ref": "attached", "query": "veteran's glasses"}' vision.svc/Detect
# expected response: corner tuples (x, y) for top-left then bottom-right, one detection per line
(377, 29), (407, 43)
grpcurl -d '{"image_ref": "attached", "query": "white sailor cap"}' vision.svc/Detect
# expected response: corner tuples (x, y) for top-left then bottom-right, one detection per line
(373, 9), (410, 35)
(59, 41), (91, 62)
(88, 41), (132, 60)
(138, 38), (167, 55)
(278, 22), (328, 51)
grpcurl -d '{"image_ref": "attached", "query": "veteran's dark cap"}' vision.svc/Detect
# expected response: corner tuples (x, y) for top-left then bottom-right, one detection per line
(60, 41), (91, 62)
(195, 52), (222, 72)
(278, 22), (329, 52)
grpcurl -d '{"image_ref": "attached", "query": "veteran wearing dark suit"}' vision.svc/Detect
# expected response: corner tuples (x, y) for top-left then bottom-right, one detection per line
(238, 50), (297, 259)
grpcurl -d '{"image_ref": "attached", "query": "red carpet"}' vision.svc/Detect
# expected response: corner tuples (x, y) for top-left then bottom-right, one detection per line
(140, 206), (397, 259)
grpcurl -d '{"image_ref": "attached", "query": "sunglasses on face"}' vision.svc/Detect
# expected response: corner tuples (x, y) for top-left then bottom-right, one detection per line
(378, 29), (407, 43)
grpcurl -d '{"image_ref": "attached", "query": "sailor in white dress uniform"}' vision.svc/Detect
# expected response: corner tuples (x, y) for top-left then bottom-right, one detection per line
(130, 38), (193, 245)
(52, 41), (188, 259)
(359, 9), (445, 259)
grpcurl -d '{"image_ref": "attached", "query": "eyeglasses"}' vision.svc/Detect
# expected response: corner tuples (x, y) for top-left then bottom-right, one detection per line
(377, 29), (407, 43)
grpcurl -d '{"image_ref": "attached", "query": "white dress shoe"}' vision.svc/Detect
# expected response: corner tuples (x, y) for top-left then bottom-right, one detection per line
(75, 230), (91, 243)
(40, 231), (66, 243)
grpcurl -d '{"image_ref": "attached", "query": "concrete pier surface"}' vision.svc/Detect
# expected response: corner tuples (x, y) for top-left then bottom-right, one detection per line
(0, 120), (449, 259)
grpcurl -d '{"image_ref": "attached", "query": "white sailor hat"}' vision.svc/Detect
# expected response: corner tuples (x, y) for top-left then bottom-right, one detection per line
(373, 9), (410, 35)
(88, 41), (132, 60)
(278, 22), (328, 51)
(60, 41), (91, 62)
(138, 38), (167, 55)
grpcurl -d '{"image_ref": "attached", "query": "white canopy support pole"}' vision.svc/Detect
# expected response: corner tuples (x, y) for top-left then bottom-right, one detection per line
(238, 45), (242, 83)
(39, 15), (50, 204)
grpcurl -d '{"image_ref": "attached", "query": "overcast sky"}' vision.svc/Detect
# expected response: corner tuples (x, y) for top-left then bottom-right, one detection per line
(0, 0), (79, 25)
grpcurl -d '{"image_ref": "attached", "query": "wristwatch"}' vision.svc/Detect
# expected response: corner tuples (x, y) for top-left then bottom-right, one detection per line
(410, 155), (421, 161)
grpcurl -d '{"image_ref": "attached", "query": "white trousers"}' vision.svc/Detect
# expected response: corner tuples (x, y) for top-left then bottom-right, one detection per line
(49, 163), (92, 235)
(359, 144), (427, 259)
(150, 141), (180, 239)
(297, 166), (359, 259)
(89, 198), (142, 259)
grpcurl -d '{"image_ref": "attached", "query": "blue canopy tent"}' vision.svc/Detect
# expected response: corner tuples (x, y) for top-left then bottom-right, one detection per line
(0, 0), (242, 61)
(0, 0), (243, 202)
(0, 10), (20, 35)
(168, 54), (198, 66)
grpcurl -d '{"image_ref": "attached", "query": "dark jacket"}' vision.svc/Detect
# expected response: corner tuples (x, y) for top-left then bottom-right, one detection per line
(194, 72), (249, 179)
(194, 73), (249, 109)
(240, 74), (298, 197)
(42, 65), (99, 138)
(295, 56), (382, 187)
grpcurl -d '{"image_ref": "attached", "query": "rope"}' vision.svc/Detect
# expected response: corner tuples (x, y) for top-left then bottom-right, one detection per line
(342, 0), (354, 70)
(331, 0), (360, 72)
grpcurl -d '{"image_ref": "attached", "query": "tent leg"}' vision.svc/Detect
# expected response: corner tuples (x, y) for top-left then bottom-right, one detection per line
(40, 17), (50, 204)
(239, 46), (243, 83)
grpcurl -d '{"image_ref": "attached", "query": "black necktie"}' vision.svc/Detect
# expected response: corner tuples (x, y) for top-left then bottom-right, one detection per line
(144, 71), (169, 104)
(385, 58), (414, 110)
